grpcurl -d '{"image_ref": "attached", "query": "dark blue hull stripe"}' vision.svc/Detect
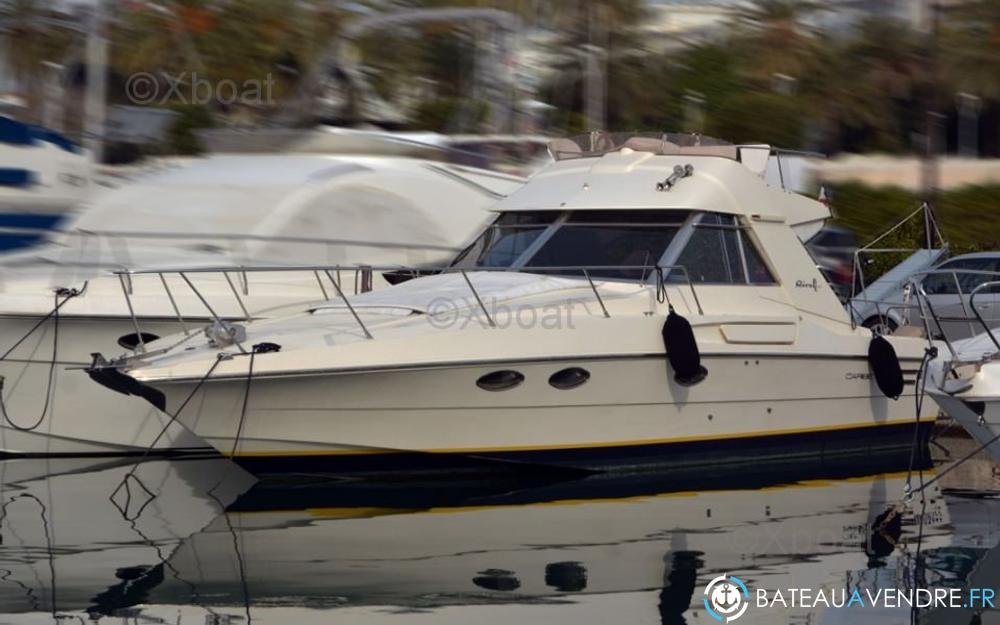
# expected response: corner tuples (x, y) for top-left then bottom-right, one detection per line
(230, 420), (933, 478)
(0, 212), (65, 251)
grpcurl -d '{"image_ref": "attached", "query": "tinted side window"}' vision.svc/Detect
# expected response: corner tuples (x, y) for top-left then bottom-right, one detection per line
(675, 227), (740, 283)
(742, 231), (776, 284)
(672, 216), (776, 285)
(451, 211), (560, 269)
(525, 225), (679, 279)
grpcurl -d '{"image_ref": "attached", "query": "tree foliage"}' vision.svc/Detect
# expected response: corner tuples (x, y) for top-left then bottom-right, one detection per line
(4, 0), (1000, 155)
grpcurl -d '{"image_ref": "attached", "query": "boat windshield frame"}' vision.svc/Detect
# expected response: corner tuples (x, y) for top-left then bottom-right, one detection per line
(548, 132), (734, 161)
(449, 209), (778, 287)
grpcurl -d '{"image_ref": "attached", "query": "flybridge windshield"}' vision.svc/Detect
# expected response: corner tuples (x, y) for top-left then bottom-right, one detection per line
(451, 210), (689, 280)
(549, 132), (734, 161)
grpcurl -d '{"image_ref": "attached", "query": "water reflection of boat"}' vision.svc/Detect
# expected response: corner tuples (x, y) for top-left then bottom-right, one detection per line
(0, 457), (253, 616)
(137, 461), (948, 622)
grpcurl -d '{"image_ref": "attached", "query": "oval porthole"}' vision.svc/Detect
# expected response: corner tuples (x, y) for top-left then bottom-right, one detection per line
(548, 367), (590, 390)
(476, 370), (525, 392)
(117, 332), (160, 350)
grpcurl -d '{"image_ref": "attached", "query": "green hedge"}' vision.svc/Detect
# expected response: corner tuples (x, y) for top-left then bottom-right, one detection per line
(829, 183), (1000, 253)
(826, 183), (1000, 283)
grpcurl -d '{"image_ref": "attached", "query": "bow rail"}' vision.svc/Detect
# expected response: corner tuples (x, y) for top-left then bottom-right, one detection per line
(110, 263), (704, 353)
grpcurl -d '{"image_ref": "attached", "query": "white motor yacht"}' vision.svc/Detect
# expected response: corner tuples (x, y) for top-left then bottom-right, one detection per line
(917, 266), (1000, 463)
(90, 133), (938, 476)
(0, 154), (524, 456)
(0, 117), (90, 251)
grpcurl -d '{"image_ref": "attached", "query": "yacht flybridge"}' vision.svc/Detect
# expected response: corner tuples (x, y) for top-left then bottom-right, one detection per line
(89, 133), (937, 476)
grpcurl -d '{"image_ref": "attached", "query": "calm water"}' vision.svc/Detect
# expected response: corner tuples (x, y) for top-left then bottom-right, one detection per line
(0, 434), (999, 625)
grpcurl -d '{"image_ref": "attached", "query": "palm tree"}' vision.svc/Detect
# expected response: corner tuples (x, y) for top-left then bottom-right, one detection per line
(803, 17), (926, 152)
(940, 0), (1000, 99)
(112, 2), (209, 82)
(534, 0), (648, 132)
(728, 0), (826, 85)
(112, 0), (343, 115)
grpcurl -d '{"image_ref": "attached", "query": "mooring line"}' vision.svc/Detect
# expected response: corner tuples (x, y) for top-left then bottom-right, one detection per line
(0, 284), (86, 432)
(110, 354), (227, 512)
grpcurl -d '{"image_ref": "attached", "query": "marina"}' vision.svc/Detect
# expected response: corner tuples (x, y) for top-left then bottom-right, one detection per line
(87, 133), (936, 477)
(1, 0), (1000, 623)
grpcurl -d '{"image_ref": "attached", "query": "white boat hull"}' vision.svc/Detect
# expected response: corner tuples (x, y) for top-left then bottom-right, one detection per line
(928, 391), (1000, 452)
(926, 359), (1000, 463)
(0, 315), (205, 455)
(148, 351), (937, 475)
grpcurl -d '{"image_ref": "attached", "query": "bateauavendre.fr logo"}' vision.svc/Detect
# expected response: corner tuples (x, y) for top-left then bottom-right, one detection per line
(702, 572), (998, 621)
(703, 574), (750, 622)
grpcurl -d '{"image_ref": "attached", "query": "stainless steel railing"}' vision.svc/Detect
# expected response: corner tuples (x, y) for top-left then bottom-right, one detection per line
(112, 262), (705, 353)
(844, 201), (948, 326)
(906, 268), (1000, 362)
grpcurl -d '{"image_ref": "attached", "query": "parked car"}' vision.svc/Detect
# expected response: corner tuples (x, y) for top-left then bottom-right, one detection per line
(851, 252), (1000, 339)
(806, 225), (856, 301)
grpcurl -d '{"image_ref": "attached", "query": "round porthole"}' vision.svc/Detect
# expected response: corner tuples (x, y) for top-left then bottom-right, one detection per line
(548, 367), (590, 390)
(476, 370), (525, 391)
(117, 332), (160, 350)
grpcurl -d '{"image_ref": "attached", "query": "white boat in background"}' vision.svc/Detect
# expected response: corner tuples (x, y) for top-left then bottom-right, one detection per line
(0, 154), (524, 456)
(91, 132), (939, 476)
(196, 125), (553, 177)
(0, 117), (90, 251)
(891, 262), (1000, 467)
(923, 309), (1000, 466)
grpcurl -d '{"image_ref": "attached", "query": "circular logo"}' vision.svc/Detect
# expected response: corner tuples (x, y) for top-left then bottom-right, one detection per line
(426, 297), (458, 329)
(704, 574), (749, 623)
(125, 72), (159, 105)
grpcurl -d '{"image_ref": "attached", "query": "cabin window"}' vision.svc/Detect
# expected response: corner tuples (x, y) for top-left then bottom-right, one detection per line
(452, 210), (688, 280)
(671, 214), (776, 285)
(523, 222), (681, 279)
(532, 211), (688, 279)
(453, 211), (560, 269)
(742, 233), (775, 284)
